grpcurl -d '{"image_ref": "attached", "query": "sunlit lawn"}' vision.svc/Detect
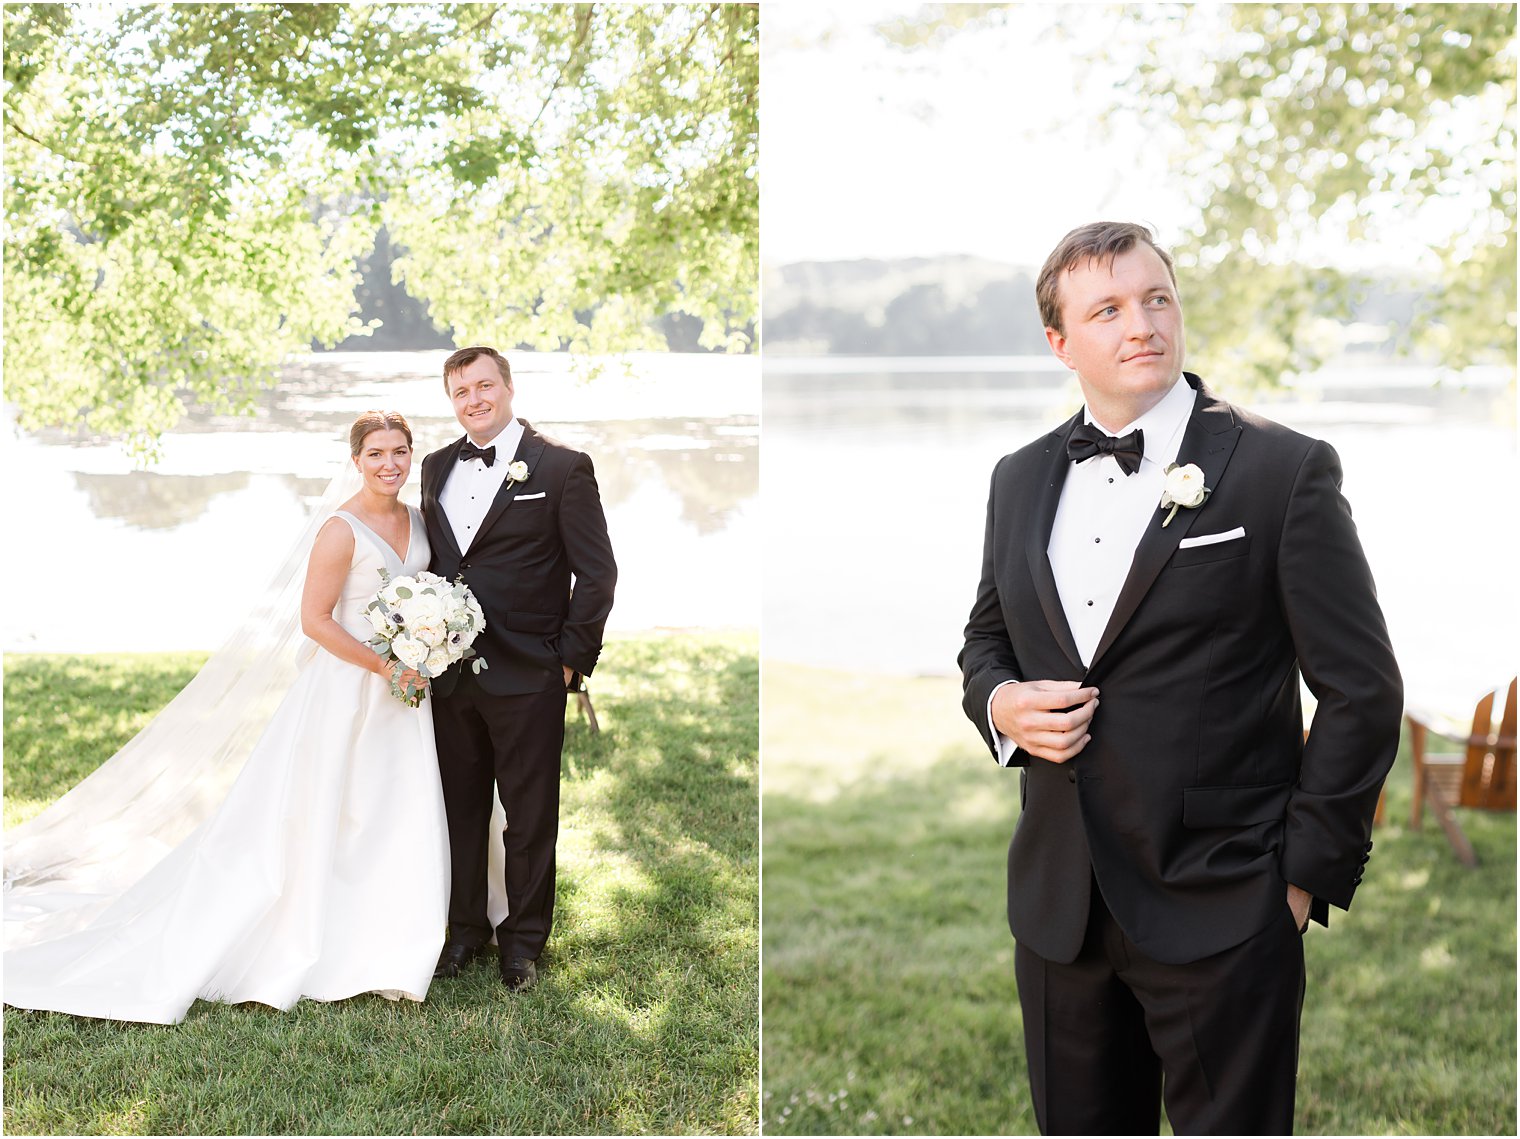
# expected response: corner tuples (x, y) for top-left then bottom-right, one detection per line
(761, 663), (1516, 1136)
(3, 631), (759, 1136)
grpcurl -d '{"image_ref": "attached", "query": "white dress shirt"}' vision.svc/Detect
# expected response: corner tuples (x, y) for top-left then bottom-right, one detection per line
(439, 418), (525, 555)
(989, 376), (1197, 765)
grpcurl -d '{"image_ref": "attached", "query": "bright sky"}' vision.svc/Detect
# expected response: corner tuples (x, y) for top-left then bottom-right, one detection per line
(762, 3), (1191, 267)
(761, 3), (1496, 272)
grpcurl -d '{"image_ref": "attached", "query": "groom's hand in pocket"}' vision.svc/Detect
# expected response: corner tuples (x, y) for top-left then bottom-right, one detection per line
(992, 680), (1099, 763)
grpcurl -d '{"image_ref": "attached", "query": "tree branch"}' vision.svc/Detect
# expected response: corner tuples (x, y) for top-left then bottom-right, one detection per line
(461, 3), (501, 39)
(528, 4), (595, 132)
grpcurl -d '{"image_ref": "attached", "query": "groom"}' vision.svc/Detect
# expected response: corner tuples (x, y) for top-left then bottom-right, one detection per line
(421, 345), (616, 991)
(959, 222), (1402, 1133)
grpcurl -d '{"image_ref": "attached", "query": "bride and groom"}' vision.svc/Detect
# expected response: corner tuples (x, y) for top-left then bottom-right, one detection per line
(3, 345), (617, 1022)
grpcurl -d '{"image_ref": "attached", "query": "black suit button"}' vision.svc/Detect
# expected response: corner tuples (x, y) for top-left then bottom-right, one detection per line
(1067, 770), (1077, 783)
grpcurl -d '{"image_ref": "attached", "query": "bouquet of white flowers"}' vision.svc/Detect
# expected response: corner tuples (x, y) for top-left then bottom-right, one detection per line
(363, 569), (487, 705)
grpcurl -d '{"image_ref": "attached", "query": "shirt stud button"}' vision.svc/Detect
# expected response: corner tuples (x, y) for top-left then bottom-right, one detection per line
(1086, 600), (1094, 607)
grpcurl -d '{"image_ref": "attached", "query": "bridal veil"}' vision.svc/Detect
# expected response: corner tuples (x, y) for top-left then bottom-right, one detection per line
(4, 460), (371, 947)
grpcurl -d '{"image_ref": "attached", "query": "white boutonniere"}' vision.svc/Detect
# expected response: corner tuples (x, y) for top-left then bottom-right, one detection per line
(1159, 462), (1210, 527)
(505, 460), (529, 486)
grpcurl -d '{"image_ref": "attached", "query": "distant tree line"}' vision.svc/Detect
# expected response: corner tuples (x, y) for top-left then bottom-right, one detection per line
(765, 256), (1429, 360)
(329, 224), (752, 354)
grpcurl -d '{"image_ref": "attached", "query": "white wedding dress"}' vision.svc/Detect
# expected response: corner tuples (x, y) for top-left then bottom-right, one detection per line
(4, 508), (451, 1024)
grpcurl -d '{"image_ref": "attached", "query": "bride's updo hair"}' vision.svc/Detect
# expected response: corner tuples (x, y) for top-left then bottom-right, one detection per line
(349, 410), (413, 455)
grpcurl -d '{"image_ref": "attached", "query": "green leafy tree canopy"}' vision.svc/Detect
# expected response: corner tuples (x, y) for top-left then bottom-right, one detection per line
(4, 3), (758, 457)
(1122, 3), (1516, 388)
(876, 3), (1515, 390)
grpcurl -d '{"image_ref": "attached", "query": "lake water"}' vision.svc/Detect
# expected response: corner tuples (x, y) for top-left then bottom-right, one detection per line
(763, 357), (1516, 718)
(3, 350), (759, 652)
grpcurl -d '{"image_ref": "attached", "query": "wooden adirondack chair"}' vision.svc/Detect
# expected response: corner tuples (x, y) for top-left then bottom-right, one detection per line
(567, 670), (600, 734)
(1406, 678), (1517, 867)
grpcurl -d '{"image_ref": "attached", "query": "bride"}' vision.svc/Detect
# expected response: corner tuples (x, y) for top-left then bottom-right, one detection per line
(4, 410), (454, 1024)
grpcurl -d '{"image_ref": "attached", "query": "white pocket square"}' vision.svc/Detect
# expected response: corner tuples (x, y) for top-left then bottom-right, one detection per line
(1179, 526), (1245, 549)
(514, 491), (546, 501)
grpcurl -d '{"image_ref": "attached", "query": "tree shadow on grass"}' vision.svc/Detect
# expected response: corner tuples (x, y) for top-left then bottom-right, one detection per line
(3, 654), (205, 809)
(548, 638), (760, 1123)
(3, 637), (762, 1135)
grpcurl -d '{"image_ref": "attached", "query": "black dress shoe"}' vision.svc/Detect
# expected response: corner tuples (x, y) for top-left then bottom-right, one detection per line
(499, 955), (537, 991)
(433, 942), (480, 979)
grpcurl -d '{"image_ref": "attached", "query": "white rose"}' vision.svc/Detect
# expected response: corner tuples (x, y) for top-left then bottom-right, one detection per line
(407, 593), (445, 627)
(392, 636), (428, 669)
(425, 647), (453, 675)
(413, 621), (447, 646)
(1164, 463), (1207, 508)
(506, 460), (529, 482)
(366, 606), (393, 637)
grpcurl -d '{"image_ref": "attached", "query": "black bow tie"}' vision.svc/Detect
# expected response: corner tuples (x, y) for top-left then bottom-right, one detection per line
(1066, 423), (1145, 476)
(459, 440), (496, 467)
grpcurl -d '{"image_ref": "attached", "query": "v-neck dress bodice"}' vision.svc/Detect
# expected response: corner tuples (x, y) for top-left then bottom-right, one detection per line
(328, 507), (428, 641)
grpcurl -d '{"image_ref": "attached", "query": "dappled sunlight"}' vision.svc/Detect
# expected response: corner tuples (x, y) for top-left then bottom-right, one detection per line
(4, 798), (52, 830)
(94, 1096), (152, 1135)
(1419, 942), (1457, 971)
(1400, 868), (1431, 890)
(568, 985), (673, 1040)
(5, 632), (758, 1134)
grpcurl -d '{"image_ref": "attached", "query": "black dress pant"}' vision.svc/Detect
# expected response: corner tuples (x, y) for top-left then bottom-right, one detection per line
(1014, 880), (1305, 1135)
(431, 672), (565, 960)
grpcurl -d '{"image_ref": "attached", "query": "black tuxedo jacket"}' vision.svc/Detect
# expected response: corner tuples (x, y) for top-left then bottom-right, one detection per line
(959, 374), (1402, 966)
(422, 420), (616, 697)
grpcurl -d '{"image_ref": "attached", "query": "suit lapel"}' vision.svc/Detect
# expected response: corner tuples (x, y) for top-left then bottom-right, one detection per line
(474, 419), (547, 539)
(1086, 376), (1243, 673)
(426, 437), (467, 561)
(1026, 414), (1086, 675)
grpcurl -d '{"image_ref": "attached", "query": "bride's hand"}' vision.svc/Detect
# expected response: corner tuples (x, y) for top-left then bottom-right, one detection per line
(379, 659), (427, 691)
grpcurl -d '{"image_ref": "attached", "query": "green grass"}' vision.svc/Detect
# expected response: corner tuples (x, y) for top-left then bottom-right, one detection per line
(761, 663), (1516, 1136)
(3, 631), (759, 1135)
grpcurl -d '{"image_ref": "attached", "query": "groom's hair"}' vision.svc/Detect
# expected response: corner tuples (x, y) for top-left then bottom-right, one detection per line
(443, 345), (512, 391)
(1036, 221), (1177, 336)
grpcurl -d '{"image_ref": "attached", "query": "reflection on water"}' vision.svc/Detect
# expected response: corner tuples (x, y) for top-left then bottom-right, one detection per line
(68, 418), (757, 537)
(74, 472), (254, 531)
(764, 361), (1516, 718)
(6, 351), (758, 651)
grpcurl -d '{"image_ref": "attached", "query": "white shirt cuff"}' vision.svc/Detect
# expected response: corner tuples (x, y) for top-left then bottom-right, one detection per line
(987, 680), (1019, 767)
